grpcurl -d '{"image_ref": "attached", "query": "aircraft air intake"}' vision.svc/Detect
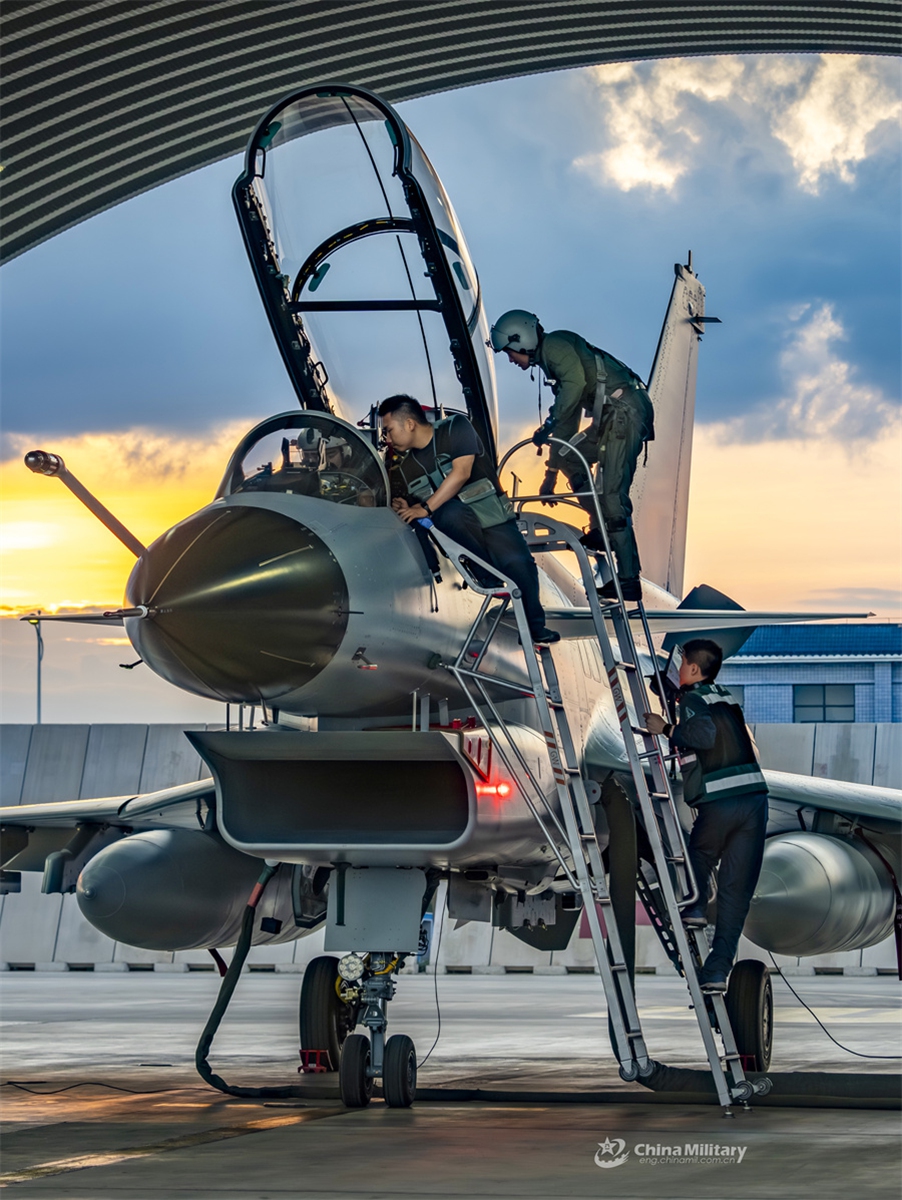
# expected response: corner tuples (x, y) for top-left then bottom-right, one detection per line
(124, 504), (349, 702)
(189, 730), (474, 865)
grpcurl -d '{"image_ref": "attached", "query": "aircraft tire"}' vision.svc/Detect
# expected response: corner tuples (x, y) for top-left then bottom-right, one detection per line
(725, 959), (773, 1072)
(339, 1034), (374, 1108)
(299, 955), (358, 1072)
(383, 1034), (417, 1108)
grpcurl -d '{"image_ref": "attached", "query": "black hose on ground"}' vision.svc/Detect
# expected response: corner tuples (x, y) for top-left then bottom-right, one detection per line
(635, 1061), (901, 1108)
(414, 1069), (900, 1109)
(195, 864), (309, 1100)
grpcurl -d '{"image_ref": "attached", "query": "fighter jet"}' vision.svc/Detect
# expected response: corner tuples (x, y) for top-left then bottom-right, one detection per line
(2, 84), (898, 1109)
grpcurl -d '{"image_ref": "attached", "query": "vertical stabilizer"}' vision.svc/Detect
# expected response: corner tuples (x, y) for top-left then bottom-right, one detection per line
(632, 261), (709, 597)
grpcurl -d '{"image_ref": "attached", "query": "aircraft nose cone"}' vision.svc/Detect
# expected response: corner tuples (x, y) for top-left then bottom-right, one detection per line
(125, 505), (349, 702)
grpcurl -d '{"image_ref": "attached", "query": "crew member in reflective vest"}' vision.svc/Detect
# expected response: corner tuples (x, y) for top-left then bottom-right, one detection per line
(378, 394), (559, 645)
(645, 638), (768, 993)
(489, 310), (654, 602)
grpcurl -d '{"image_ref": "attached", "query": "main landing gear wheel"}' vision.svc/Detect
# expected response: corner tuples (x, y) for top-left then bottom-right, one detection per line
(299, 955), (359, 1072)
(725, 959), (774, 1072)
(383, 1034), (417, 1108)
(339, 1033), (374, 1108)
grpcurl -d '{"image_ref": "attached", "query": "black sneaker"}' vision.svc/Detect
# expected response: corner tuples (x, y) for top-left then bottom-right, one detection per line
(598, 578), (642, 602)
(682, 910), (708, 928)
(531, 627), (561, 645)
(699, 974), (728, 994)
(579, 529), (607, 553)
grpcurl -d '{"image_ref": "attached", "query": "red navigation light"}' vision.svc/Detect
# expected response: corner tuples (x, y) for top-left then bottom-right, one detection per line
(475, 780), (513, 799)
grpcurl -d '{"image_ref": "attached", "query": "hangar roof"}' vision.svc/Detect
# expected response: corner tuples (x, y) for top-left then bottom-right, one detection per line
(2, 0), (900, 263)
(735, 623), (902, 658)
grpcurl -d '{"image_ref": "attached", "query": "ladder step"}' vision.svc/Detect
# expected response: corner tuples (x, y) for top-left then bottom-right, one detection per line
(665, 855), (686, 865)
(614, 661), (637, 672)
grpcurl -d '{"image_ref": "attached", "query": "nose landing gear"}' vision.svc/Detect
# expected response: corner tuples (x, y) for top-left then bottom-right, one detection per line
(334, 952), (418, 1108)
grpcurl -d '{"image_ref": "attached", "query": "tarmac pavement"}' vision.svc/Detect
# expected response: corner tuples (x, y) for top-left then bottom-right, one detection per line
(1, 972), (899, 1197)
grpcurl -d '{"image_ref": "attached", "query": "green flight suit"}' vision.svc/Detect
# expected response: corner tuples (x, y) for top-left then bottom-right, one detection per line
(538, 329), (654, 582)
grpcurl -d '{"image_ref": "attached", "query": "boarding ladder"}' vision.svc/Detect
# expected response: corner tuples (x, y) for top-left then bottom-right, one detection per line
(423, 437), (767, 1109)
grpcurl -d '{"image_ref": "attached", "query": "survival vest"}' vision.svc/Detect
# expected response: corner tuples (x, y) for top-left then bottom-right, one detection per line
(388, 416), (513, 529)
(675, 683), (766, 806)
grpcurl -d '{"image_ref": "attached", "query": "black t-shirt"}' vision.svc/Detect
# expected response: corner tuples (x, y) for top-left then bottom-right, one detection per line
(392, 413), (503, 500)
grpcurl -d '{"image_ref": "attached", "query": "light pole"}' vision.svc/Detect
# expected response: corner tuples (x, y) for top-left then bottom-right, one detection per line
(27, 613), (43, 724)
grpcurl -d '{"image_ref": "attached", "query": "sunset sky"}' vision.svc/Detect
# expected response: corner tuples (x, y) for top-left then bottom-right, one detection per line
(1, 55), (899, 720)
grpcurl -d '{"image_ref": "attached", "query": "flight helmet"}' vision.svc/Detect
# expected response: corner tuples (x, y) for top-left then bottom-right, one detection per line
(489, 309), (541, 355)
(323, 435), (352, 468)
(297, 427), (325, 469)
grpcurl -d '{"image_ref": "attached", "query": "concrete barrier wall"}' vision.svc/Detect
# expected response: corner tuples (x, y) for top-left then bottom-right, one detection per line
(1, 723), (898, 974)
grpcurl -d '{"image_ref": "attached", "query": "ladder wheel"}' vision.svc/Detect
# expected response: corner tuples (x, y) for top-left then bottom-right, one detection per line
(731, 1080), (755, 1102)
(299, 956), (359, 1071)
(339, 1034), (374, 1107)
(618, 1063), (639, 1083)
(725, 959), (773, 1072)
(383, 1034), (417, 1108)
(753, 1076), (773, 1096)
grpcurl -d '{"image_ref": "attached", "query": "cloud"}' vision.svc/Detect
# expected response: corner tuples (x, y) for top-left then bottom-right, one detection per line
(684, 424), (901, 618)
(575, 55), (900, 195)
(0, 521), (59, 554)
(803, 587), (901, 619)
(0, 421), (253, 612)
(711, 303), (900, 443)
(770, 57), (902, 193)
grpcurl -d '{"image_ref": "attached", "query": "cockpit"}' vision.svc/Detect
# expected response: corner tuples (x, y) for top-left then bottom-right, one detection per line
(232, 84), (500, 466)
(218, 412), (388, 506)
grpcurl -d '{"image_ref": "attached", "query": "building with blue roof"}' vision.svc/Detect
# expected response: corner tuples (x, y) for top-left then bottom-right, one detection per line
(719, 623), (901, 724)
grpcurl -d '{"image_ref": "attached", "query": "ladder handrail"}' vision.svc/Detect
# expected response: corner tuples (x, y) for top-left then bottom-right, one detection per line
(419, 503), (764, 1108)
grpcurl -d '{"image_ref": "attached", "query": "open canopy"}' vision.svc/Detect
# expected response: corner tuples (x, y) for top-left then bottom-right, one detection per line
(233, 83), (499, 461)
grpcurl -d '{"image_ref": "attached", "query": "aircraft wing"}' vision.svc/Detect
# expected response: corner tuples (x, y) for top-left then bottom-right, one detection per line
(0, 778), (214, 829)
(540, 609), (871, 638)
(763, 769), (902, 828)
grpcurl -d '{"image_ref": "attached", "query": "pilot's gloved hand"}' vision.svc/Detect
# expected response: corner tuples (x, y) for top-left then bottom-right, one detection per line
(532, 417), (554, 447)
(539, 469), (559, 506)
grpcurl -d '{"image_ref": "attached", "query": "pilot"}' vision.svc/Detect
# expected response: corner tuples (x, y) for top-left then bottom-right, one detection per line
(489, 310), (654, 602)
(292, 428), (326, 497)
(378, 394), (560, 645)
(644, 639), (768, 994)
(321, 433), (375, 507)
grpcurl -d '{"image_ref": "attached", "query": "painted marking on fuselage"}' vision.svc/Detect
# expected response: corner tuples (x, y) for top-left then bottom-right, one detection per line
(259, 650), (316, 667)
(258, 545), (312, 566)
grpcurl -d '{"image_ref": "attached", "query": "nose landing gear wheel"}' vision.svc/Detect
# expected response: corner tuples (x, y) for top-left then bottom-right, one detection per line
(383, 1034), (417, 1108)
(339, 1034), (374, 1108)
(299, 955), (359, 1072)
(725, 959), (773, 1072)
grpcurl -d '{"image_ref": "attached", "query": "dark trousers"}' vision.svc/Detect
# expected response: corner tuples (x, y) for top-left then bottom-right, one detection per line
(553, 399), (645, 580)
(430, 499), (546, 636)
(687, 790), (768, 975)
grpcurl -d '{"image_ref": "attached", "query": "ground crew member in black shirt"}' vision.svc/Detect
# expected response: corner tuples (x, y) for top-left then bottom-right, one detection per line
(645, 638), (768, 993)
(379, 394), (559, 645)
(489, 310), (654, 602)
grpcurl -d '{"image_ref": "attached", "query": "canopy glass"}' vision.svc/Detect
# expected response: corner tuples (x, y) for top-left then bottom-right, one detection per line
(233, 85), (499, 460)
(219, 412), (388, 508)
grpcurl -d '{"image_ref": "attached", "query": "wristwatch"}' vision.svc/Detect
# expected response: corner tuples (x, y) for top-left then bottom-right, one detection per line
(423, 502), (433, 516)
(663, 722), (674, 738)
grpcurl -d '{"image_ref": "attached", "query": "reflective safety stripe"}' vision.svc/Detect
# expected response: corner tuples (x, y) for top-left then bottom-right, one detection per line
(694, 687), (735, 706)
(704, 770), (766, 794)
